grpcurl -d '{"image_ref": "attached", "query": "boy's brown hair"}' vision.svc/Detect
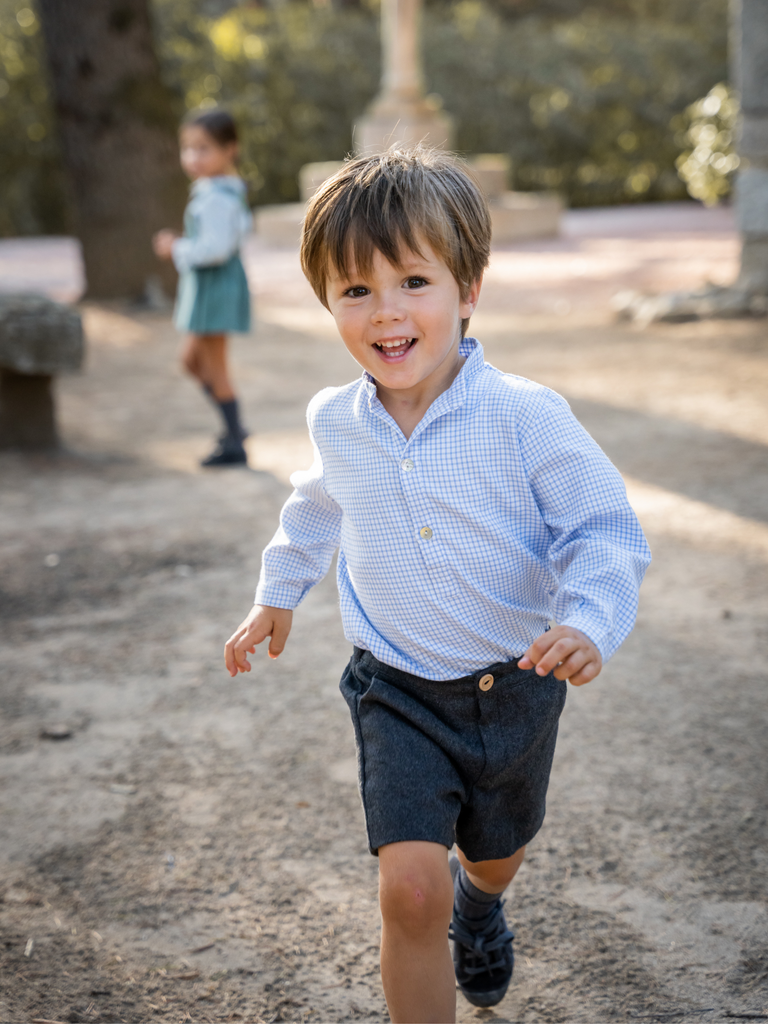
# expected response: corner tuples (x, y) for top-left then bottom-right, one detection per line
(300, 147), (491, 337)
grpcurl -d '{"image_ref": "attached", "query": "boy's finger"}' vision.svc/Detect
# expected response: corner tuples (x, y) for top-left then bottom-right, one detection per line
(267, 618), (291, 659)
(520, 629), (564, 668)
(552, 648), (588, 681)
(567, 658), (601, 687)
(224, 631), (246, 676)
(231, 626), (268, 672)
(530, 637), (578, 676)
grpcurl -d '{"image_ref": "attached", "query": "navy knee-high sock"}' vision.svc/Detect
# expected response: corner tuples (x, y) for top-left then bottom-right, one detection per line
(454, 863), (501, 928)
(201, 385), (246, 443)
(218, 398), (245, 443)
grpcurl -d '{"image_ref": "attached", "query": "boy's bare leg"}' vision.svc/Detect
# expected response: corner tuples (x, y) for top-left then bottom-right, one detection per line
(457, 845), (526, 894)
(378, 841), (456, 1024)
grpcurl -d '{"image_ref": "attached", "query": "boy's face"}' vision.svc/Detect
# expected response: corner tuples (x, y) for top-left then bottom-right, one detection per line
(326, 241), (481, 410)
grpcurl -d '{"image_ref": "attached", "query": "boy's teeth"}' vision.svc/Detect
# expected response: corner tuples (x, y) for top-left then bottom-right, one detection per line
(380, 339), (411, 349)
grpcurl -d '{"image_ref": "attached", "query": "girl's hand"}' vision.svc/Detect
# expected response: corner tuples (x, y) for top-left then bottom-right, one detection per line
(152, 229), (178, 260)
(518, 625), (602, 687)
(224, 605), (293, 677)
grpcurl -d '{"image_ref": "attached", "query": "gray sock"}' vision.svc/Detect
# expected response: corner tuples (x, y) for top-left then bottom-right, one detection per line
(454, 863), (501, 927)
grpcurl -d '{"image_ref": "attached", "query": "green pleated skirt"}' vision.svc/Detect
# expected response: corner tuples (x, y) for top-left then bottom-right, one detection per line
(174, 254), (251, 334)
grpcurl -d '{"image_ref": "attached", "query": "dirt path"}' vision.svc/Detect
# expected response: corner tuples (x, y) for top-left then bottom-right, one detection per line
(1, 204), (767, 1024)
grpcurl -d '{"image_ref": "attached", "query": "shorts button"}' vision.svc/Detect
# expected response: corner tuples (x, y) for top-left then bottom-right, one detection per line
(479, 674), (494, 691)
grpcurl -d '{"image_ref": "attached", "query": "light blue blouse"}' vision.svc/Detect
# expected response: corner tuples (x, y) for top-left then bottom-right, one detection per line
(171, 176), (251, 274)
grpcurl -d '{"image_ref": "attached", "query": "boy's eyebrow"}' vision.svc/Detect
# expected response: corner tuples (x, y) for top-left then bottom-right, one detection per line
(398, 256), (434, 271)
(330, 254), (436, 282)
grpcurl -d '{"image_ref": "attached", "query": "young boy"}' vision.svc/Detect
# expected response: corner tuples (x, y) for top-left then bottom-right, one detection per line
(225, 148), (650, 1022)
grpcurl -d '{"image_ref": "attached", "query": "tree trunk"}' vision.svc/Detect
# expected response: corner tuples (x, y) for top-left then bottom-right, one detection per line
(36, 0), (187, 299)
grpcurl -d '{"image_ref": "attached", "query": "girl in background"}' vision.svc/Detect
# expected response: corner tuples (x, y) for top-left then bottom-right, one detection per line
(154, 108), (251, 467)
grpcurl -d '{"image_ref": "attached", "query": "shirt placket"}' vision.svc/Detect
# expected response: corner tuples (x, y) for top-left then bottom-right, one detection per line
(367, 376), (467, 588)
(396, 422), (459, 590)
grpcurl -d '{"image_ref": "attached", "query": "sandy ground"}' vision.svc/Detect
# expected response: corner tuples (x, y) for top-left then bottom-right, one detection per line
(1, 203), (767, 1024)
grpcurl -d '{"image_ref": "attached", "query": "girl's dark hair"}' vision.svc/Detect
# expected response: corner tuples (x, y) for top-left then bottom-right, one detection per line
(182, 108), (238, 146)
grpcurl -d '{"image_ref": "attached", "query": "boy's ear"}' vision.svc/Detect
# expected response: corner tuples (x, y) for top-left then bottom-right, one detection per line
(460, 275), (483, 318)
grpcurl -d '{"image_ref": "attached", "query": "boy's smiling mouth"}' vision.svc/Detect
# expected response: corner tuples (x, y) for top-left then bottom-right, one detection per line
(374, 338), (416, 359)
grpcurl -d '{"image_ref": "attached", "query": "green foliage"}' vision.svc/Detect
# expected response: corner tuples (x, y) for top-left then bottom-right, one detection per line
(0, 0), (70, 235)
(151, 0), (380, 203)
(0, 0), (730, 234)
(425, 0), (729, 205)
(675, 82), (739, 205)
(151, 0), (728, 209)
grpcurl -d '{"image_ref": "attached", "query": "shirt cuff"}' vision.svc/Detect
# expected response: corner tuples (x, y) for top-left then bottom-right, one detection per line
(254, 580), (306, 610)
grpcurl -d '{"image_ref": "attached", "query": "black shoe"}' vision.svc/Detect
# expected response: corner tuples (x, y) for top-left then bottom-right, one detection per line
(449, 897), (515, 1007)
(200, 439), (247, 467)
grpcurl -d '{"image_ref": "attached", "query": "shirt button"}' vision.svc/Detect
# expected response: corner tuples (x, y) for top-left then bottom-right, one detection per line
(419, 526), (433, 540)
(401, 458), (415, 472)
(479, 674), (494, 691)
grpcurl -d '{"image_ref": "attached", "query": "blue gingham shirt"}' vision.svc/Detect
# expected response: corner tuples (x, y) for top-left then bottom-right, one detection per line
(256, 338), (651, 680)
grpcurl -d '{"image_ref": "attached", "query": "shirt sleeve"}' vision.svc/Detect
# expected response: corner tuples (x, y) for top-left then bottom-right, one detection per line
(171, 191), (244, 272)
(254, 431), (343, 610)
(518, 389), (651, 662)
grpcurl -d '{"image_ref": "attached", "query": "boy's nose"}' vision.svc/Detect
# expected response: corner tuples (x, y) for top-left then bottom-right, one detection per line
(371, 295), (406, 323)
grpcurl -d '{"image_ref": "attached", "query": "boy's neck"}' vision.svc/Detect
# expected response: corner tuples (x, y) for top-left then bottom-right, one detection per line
(375, 351), (466, 440)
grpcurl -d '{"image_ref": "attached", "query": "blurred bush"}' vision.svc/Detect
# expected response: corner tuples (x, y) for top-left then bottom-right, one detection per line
(426, 0), (729, 205)
(0, 0), (729, 234)
(674, 82), (739, 205)
(152, 0), (380, 203)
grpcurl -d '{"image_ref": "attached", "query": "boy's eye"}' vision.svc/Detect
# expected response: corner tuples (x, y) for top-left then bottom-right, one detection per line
(405, 277), (427, 289)
(345, 286), (369, 298)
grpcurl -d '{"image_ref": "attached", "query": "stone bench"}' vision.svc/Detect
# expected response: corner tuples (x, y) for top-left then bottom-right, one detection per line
(0, 294), (84, 451)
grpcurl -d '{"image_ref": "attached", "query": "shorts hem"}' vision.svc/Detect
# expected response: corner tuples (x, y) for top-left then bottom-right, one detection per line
(456, 818), (545, 864)
(367, 829), (455, 857)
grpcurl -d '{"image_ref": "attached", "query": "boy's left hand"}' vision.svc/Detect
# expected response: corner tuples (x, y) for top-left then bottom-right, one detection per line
(518, 625), (602, 687)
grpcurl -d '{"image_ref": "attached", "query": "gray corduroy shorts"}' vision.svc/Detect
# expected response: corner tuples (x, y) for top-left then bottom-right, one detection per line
(340, 647), (567, 862)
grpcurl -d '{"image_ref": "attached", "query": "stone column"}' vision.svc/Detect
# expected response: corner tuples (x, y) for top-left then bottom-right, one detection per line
(354, 0), (452, 154)
(734, 0), (768, 293)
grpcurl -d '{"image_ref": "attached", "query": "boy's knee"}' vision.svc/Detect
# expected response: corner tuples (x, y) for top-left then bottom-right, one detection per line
(378, 848), (453, 936)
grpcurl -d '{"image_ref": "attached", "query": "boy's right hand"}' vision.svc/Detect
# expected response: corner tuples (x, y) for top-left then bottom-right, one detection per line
(224, 605), (293, 677)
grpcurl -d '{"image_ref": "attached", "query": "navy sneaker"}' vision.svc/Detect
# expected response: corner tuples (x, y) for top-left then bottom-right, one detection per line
(449, 897), (515, 1007)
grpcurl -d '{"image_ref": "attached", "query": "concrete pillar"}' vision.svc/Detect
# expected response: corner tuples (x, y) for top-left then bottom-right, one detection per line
(354, 0), (452, 154)
(734, 0), (768, 292)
